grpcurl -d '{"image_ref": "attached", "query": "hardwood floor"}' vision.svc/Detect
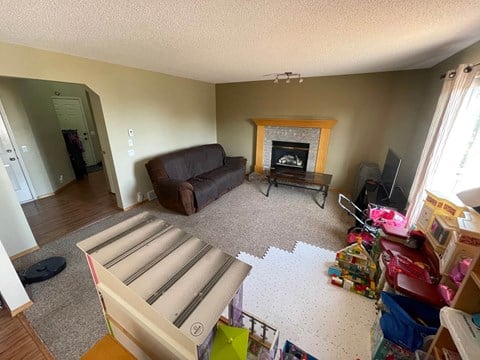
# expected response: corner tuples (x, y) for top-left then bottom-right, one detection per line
(0, 308), (54, 360)
(22, 170), (121, 246)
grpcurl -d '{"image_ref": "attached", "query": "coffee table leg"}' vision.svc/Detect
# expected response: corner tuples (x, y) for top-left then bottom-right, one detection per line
(321, 185), (329, 209)
(266, 180), (273, 197)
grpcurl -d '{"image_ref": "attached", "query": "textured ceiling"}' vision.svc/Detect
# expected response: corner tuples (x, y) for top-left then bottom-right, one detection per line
(1, 1), (480, 83)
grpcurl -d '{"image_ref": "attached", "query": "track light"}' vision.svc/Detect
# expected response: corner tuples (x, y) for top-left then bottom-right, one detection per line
(264, 72), (304, 84)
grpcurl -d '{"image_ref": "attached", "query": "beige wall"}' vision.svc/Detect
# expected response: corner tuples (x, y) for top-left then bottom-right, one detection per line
(0, 42), (217, 209)
(0, 41), (215, 257)
(85, 87), (118, 194)
(0, 156), (38, 255)
(216, 71), (428, 193)
(19, 79), (76, 192)
(0, 238), (32, 314)
(378, 70), (430, 194)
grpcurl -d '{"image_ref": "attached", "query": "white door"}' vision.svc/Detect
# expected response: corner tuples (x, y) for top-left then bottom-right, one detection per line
(0, 105), (33, 203)
(52, 97), (97, 166)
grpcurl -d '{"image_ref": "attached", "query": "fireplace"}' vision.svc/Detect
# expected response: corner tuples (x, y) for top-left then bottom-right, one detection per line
(253, 119), (337, 174)
(271, 141), (309, 172)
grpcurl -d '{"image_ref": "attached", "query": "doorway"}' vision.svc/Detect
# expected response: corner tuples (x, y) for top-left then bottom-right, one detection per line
(0, 76), (120, 246)
(0, 100), (34, 203)
(52, 96), (98, 167)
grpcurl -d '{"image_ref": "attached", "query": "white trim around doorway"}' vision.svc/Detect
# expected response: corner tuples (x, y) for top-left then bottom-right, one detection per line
(0, 99), (37, 202)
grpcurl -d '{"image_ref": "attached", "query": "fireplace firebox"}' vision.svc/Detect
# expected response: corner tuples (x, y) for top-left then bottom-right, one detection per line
(271, 141), (309, 172)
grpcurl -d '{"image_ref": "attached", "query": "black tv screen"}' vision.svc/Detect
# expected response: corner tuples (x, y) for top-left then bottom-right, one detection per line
(381, 149), (402, 199)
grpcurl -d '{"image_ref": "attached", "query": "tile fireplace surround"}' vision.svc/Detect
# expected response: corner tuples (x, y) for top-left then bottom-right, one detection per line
(253, 119), (337, 173)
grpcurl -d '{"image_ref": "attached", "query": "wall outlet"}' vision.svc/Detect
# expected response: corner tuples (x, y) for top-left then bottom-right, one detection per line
(137, 192), (143, 202)
(59, 175), (64, 184)
(147, 190), (157, 201)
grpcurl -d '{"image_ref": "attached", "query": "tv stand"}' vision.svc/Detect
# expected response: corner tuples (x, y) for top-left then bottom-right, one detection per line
(356, 180), (407, 214)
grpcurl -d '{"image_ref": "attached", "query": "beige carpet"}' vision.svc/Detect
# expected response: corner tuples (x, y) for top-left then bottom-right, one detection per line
(13, 180), (354, 359)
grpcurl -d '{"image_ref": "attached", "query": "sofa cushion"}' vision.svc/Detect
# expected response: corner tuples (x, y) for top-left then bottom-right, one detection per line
(199, 166), (244, 195)
(160, 144), (225, 181)
(188, 177), (218, 210)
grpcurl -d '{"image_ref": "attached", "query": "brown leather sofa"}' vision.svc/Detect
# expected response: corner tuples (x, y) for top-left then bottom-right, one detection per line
(146, 144), (246, 215)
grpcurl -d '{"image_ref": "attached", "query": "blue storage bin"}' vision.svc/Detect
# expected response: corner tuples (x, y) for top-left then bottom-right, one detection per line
(380, 291), (440, 351)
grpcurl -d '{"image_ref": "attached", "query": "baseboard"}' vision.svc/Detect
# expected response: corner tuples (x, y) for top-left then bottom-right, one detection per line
(120, 200), (148, 212)
(9, 245), (40, 261)
(35, 192), (55, 200)
(54, 179), (76, 194)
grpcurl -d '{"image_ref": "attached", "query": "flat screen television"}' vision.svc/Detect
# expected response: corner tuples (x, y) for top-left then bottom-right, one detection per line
(381, 148), (402, 199)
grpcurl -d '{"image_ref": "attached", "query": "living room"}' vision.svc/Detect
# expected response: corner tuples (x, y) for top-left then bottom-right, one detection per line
(1, 2), (480, 359)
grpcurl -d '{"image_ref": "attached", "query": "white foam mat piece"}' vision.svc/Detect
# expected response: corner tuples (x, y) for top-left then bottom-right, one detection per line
(238, 241), (376, 359)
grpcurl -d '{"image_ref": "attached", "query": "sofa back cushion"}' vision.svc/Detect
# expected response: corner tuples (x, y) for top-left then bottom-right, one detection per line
(147, 144), (226, 181)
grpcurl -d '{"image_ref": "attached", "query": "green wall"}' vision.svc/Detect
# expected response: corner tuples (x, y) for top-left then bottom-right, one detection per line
(216, 70), (429, 193)
(216, 39), (480, 195)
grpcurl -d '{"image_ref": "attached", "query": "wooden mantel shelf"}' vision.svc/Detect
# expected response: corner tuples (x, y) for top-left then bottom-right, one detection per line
(253, 118), (336, 128)
(253, 118), (337, 173)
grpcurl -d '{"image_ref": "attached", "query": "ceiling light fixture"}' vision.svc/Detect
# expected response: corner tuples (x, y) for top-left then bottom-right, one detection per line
(265, 72), (304, 84)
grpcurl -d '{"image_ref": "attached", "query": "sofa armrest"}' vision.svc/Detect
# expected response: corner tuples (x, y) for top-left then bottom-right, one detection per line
(154, 178), (193, 193)
(225, 156), (246, 167)
(152, 179), (195, 215)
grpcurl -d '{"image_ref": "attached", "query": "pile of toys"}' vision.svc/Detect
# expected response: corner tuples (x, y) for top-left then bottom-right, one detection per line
(328, 240), (378, 299)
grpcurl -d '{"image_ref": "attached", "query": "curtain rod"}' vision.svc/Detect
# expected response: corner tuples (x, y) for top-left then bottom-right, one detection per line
(440, 62), (480, 79)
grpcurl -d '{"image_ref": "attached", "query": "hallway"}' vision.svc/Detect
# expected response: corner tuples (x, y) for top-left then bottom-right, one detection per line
(22, 170), (120, 247)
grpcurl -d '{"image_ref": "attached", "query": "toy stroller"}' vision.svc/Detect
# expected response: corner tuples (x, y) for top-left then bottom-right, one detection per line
(338, 193), (378, 250)
(338, 193), (408, 251)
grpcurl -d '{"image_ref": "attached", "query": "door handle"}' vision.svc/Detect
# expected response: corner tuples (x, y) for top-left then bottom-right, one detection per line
(9, 157), (16, 161)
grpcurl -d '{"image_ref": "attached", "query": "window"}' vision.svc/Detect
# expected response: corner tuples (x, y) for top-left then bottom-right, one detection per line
(429, 76), (480, 194)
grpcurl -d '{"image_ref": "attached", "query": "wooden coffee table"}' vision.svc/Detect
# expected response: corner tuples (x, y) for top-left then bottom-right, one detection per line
(264, 168), (332, 209)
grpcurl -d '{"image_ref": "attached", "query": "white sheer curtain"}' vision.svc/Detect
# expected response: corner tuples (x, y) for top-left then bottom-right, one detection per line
(407, 64), (478, 228)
